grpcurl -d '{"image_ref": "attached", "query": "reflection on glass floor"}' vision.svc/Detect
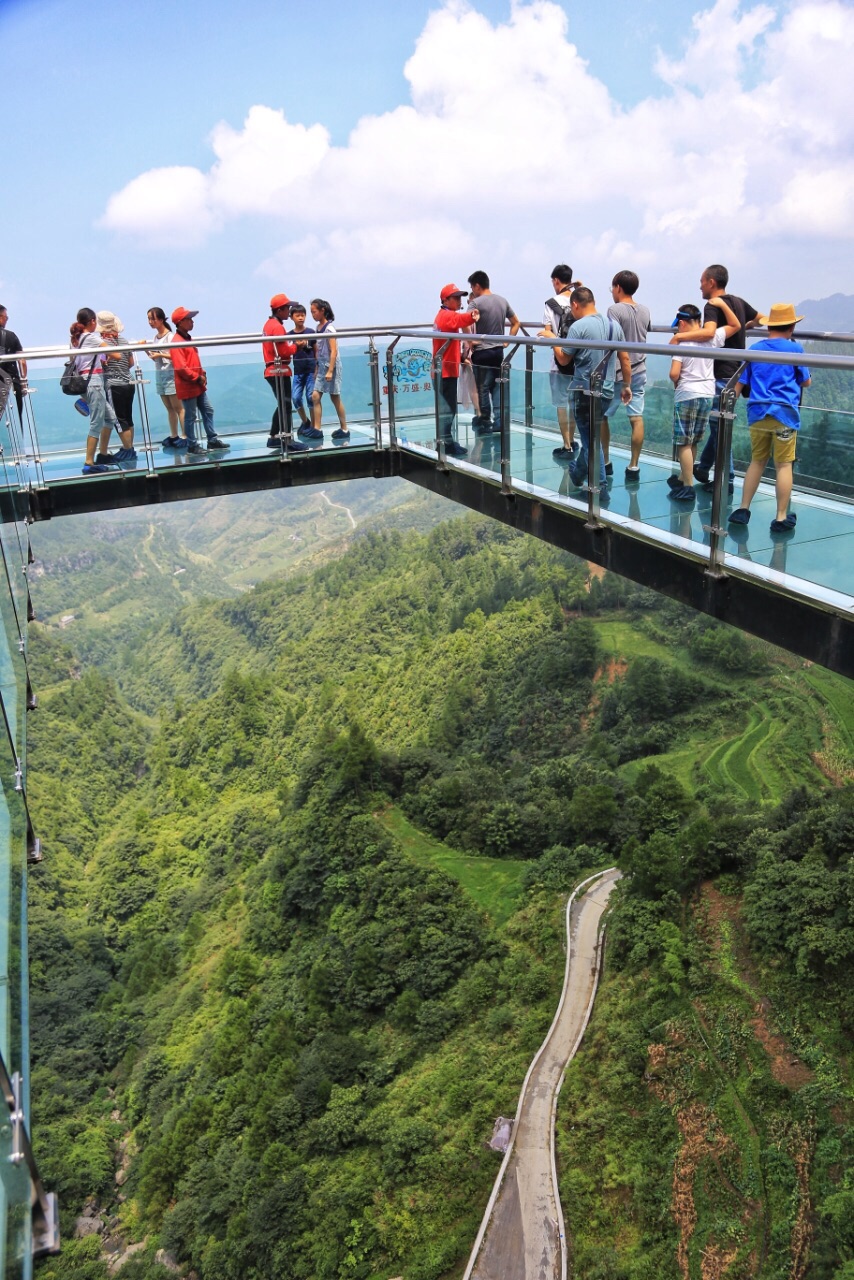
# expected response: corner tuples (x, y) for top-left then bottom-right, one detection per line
(21, 421), (378, 486)
(395, 414), (854, 608)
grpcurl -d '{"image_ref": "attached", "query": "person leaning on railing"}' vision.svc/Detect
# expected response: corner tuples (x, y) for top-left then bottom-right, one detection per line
(560, 287), (632, 493)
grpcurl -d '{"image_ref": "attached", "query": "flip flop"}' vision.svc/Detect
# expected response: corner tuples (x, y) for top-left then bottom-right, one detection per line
(728, 508), (751, 525)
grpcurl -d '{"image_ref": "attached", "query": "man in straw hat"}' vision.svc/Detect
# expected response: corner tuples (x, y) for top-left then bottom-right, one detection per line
(728, 303), (811, 535)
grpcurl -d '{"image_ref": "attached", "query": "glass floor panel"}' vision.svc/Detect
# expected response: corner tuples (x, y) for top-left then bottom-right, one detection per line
(19, 421), (378, 486)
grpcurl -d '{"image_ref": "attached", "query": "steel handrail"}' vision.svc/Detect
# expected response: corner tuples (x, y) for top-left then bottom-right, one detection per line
(7, 326), (854, 372)
(387, 328), (854, 373)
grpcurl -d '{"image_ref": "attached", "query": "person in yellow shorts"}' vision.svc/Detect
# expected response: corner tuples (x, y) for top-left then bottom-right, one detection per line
(728, 303), (811, 535)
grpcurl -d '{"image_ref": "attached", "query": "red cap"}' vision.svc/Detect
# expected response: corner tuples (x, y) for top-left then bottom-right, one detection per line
(270, 293), (290, 311)
(172, 307), (198, 325)
(440, 283), (469, 302)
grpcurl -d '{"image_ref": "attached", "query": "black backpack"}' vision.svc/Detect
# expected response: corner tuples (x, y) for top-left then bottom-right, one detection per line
(545, 297), (576, 374)
(60, 345), (98, 397)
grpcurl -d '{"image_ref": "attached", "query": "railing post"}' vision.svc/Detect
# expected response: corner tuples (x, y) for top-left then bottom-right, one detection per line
(705, 362), (743, 578)
(385, 338), (400, 448)
(368, 339), (382, 449)
(586, 356), (607, 528)
(133, 362), (157, 476)
(524, 339), (534, 432)
(432, 339), (452, 468)
(499, 342), (521, 495)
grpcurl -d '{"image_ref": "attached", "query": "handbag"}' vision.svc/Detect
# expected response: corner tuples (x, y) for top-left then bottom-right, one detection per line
(60, 343), (99, 397)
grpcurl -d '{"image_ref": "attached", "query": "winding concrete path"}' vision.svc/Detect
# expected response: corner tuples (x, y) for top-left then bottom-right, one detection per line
(467, 869), (621, 1280)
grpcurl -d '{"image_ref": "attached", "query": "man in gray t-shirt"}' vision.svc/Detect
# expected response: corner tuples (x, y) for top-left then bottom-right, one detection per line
(466, 270), (520, 434)
(604, 270), (651, 481)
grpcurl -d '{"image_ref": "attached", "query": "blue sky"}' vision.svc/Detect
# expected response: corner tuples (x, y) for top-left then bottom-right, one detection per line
(2, 0), (852, 347)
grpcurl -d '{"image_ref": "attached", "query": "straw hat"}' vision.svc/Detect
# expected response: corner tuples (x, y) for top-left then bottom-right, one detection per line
(96, 310), (123, 333)
(758, 303), (804, 328)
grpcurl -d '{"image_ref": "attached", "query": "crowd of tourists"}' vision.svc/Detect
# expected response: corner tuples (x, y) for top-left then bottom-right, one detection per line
(0, 264), (810, 533)
(46, 296), (344, 474)
(433, 263), (810, 535)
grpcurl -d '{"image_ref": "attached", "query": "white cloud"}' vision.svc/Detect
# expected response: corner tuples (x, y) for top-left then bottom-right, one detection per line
(100, 0), (854, 302)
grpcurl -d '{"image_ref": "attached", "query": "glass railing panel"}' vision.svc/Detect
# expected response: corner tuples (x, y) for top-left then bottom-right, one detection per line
(24, 340), (382, 483)
(0, 745), (27, 1088)
(385, 342), (440, 449)
(0, 1111), (31, 1279)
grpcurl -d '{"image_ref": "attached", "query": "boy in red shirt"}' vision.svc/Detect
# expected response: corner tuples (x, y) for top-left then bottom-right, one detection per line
(170, 307), (229, 453)
(433, 284), (479, 457)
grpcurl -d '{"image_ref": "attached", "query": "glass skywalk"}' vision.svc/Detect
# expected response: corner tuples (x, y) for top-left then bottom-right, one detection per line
(2, 323), (853, 673)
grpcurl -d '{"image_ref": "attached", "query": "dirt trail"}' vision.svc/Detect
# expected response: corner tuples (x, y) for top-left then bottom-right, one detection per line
(469, 870), (620, 1280)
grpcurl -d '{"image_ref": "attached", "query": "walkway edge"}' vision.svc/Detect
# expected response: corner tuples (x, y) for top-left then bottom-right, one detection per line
(461, 866), (618, 1280)
(550, 918), (608, 1279)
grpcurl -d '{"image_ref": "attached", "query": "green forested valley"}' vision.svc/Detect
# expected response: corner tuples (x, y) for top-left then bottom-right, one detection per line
(25, 486), (854, 1280)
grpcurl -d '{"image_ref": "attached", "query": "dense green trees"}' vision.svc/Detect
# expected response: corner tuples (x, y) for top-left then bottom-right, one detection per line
(26, 513), (854, 1279)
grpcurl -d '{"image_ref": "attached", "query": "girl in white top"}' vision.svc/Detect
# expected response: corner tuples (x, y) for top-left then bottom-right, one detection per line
(140, 307), (186, 447)
(309, 299), (348, 440)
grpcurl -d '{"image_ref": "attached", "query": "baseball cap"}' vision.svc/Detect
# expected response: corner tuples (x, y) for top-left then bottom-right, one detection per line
(440, 283), (469, 302)
(172, 307), (199, 325)
(270, 293), (291, 311)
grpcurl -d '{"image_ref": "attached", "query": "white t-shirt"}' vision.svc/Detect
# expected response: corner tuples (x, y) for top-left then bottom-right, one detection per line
(75, 330), (105, 376)
(673, 327), (725, 403)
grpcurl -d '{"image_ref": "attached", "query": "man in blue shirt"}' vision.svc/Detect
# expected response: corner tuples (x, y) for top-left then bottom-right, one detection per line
(562, 287), (631, 490)
(728, 303), (810, 534)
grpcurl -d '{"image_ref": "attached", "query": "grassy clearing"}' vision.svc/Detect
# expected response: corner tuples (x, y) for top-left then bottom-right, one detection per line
(591, 619), (673, 663)
(378, 805), (528, 926)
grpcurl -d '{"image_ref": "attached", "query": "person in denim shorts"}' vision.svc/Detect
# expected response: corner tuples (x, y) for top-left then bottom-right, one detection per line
(667, 300), (741, 502)
(308, 299), (348, 441)
(289, 303), (316, 434)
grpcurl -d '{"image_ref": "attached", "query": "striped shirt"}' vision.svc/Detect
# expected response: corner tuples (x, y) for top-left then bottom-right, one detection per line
(103, 337), (134, 384)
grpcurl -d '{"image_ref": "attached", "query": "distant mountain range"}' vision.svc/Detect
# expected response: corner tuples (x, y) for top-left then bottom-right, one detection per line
(795, 292), (854, 332)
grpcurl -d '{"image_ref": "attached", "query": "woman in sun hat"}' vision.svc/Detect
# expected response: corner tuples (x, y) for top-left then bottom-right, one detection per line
(728, 303), (811, 536)
(97, 311), (138, 461)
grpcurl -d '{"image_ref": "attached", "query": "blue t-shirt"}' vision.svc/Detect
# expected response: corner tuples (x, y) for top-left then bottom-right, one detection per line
(566, 313), (625, 397)
(292, 326), (316, 373)
(742, 338), (810, 431)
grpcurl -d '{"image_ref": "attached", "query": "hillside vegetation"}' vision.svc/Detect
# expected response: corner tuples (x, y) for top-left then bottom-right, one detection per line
(25, 510), (854, 1280)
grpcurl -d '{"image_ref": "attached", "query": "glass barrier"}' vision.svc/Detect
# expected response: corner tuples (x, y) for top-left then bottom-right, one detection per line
(392, 334), (854, 612)
(14, 338), (381, 487)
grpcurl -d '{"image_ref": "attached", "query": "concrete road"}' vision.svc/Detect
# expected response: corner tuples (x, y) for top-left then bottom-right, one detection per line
(469, 870), (621, 1280)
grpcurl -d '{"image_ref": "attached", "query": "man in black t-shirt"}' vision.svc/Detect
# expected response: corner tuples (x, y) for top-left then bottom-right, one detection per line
(670, 264), (759, 485)
(0, 306), (26, 421)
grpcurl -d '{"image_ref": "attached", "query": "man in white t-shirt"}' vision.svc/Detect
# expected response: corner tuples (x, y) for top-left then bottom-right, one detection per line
(666, 300), (742, 502)
(538, 264), (578, 460)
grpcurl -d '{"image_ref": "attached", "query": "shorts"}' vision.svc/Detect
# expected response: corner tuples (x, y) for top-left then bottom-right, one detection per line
(673, 396), (712, 447)
(314, 359), (342, 396)
(156, 368), (177, 396)
(549, 369), (574, 407)
(749, 417), (797, 466)
(605, 371), (645, 418)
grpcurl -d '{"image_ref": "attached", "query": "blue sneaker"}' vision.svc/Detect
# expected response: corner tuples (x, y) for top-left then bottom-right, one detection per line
(82, 463), (111, 475)
(668, 484), (696, 502)
(302, 426), (324, 441)
(114, 447), (138, 462)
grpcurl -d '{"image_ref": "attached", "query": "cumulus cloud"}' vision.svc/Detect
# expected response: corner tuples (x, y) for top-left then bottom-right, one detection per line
(100, 0), (854, 293)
